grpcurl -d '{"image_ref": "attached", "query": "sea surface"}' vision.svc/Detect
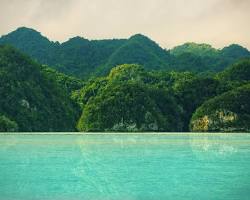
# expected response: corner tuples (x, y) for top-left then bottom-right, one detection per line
(0, 133), (250, 200)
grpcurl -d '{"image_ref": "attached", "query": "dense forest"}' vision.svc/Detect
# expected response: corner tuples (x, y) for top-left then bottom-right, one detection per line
(1, 27), (250, 78)
(0, 27), (250, 132)
(0, 45), (81, 131)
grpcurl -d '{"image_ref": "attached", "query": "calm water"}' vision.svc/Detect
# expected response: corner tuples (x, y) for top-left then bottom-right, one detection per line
(0, 133), (250, 200)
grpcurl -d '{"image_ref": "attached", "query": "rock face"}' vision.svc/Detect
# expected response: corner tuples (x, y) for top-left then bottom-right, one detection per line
(191, 110), (238, 132)
(110, 112), (159, 132)
(190, 84), (250, 132)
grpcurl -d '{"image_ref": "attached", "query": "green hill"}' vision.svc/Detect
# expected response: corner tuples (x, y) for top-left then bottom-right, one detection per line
(0, 45), (80, 132)
(75, 61), (250, 132)
(97, 34), (171, 75)
(1, 45), (249, 132)
(1, 28), (250, 133)
(0, 27), (58, 65)
(189, 59), (250, 132)
(57, 36), (126, 77)
(1, 27), (249, 79)
(0, 27), (126, 78)
(170, 42), (250, 72)
(216, 59), (250, 82)
(190, 84), (250, 132)
(221, 44), (250, 61)
(215, 59), (250, 94)
(170, 42), (218, 57)
(76, 64), (183, 132)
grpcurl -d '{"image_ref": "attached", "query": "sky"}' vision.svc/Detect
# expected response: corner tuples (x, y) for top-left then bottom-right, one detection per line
(0, 0), (250, 49)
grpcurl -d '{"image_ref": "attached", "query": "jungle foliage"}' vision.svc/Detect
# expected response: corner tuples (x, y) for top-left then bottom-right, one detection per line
(1, 27), (249, 79)
(1, 27), (250, 132)
(0, 45), (80, 132)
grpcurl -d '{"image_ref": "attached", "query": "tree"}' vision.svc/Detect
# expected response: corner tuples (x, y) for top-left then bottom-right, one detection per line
(0, 115), (18, 132)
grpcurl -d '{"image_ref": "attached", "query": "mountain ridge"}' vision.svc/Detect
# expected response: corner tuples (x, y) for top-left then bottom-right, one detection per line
(1, 27), (250, 79)
(1, 42), (250, 132)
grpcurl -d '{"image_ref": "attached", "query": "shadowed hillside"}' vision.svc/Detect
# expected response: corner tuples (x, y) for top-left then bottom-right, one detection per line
(0, 45), (80, 131)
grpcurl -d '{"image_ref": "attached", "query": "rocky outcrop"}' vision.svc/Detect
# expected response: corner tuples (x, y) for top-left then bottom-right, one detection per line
(190, 84), (250, 132)
(190, 109), (238, 132)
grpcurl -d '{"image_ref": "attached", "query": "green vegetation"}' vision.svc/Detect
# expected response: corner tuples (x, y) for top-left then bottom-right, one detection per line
(216, 59), (250, 83)
(0, 27), (250, 132)
(75, 59), (250, 132)
(40, 65), (84, 93)
(0, 45), (80, 131)
(97, 34), (170, 75)
(0, 115), (18, 132)
(190, 59), (250, 132)
(0, 27), (126, 78)
(74, 64), (220, 132)
(221, 44), (250, 64)
(169, 43), (250, 72)
(173, 76), (219, 131)
(190, 84), (250, 132)
(1, 27), (249, 79)
(76, 64), (183, 132)
(170, 42), (218, 57)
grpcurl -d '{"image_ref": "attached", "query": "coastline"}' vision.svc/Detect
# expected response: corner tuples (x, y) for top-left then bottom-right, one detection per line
(0, 132), (249, 135)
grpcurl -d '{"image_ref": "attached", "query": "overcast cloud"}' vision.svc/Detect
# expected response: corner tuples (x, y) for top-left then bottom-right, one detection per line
(0, 0), (249, 49)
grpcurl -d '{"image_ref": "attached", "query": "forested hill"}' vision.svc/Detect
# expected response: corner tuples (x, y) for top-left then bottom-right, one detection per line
(0, 45), (81, 132)
(0, 43), (250, 132)
(1, 27), (250, 79)
(73, 59), (250, 132)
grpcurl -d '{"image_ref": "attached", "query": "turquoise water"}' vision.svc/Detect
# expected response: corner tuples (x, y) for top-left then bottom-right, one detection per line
(0, 133), (250, 200)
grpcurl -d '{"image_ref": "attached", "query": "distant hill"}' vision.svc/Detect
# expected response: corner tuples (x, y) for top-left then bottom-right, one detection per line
(1, 27), (250, 79)
(58, 36), (126, 77)
(170, 43), (250, 72)
(221, 44), (250, 61)
(0, 27), (58, 65)
(0, 45), (80, 131)
(170, 42), (218, 57)
(97, 34), (171, 75)
(216, 59), (250, 82)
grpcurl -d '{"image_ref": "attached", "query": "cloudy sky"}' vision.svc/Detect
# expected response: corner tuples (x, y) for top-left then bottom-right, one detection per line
(0, 0), (249, 49)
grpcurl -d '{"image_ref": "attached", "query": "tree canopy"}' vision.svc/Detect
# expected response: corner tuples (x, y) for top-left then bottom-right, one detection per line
(0, 45), (80, 131)
(1, 27), (249, 79)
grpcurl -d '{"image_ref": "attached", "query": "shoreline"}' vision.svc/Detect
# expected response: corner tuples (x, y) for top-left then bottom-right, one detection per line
(0, 132), (249, 135)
